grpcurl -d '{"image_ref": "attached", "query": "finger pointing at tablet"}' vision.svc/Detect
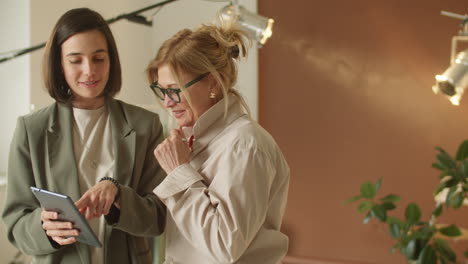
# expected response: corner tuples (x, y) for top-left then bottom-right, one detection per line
(75, 180), (119, 220)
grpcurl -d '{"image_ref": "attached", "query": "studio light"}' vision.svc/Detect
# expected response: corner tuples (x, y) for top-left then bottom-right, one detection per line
(220, 1), (274, 47)
(433, 50), (468, 105)
(432, 11), (468, 105)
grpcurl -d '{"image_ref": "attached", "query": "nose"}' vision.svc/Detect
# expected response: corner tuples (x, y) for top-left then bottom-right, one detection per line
(82, 59), (96, 76)
(163, 94), (176, 108)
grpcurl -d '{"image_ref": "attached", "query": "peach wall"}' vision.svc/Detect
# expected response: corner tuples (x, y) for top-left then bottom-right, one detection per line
(258, 1), (468, 263)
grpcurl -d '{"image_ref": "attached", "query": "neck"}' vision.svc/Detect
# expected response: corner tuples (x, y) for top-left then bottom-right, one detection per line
(72, 97), (106, 110)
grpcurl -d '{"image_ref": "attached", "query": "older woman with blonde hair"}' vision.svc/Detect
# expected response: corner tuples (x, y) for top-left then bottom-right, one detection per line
(147, 22), (290, 264)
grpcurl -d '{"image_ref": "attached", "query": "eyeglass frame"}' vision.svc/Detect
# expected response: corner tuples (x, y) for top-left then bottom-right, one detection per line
(149, 72), (210, 103)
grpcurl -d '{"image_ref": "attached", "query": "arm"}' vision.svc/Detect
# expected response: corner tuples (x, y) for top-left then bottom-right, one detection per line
(108, 114), (167, 236)
(154, 143), (275, 262)
(1, 117), (63, 255)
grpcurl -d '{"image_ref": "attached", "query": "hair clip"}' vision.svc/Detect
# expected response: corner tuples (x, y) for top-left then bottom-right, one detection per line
(229, 45), (240, 59)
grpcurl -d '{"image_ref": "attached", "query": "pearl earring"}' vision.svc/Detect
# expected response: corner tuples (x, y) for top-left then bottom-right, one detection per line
(210, 92), (216, 99)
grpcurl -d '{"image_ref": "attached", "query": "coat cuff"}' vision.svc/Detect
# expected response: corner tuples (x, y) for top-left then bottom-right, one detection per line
(107, 186), (131, 228)
(153, 164), (203, 200)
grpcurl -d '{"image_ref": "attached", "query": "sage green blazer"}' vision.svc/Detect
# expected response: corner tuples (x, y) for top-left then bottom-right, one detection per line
(1, 98), (166, 264)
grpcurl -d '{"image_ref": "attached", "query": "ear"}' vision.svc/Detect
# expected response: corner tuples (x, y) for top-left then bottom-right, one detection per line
(207, 74), (221, 94)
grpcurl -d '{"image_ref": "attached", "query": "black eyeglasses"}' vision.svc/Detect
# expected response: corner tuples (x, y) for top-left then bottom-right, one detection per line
(149, 72), (209, 103)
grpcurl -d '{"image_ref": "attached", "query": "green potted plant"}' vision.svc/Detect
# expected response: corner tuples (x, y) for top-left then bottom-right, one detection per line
(346, 140), (468, 263)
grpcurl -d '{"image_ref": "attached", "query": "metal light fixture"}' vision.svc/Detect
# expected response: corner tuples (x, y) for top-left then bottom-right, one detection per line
(219, 1), (274, 47)
(433, 51), (468, 105)
(432, 11), (468, 106)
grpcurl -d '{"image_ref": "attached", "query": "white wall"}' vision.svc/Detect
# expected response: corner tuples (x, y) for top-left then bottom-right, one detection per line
(0, 0), (30, 179)
(0, 1), (30, 260)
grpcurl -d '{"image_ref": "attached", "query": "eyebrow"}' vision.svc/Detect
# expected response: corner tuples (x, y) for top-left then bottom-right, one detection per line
(65, 49), (108, 57)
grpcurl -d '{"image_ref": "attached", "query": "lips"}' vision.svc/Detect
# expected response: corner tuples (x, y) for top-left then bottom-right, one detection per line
(173, 110), (185, 118)
(79, 80), (100, 87)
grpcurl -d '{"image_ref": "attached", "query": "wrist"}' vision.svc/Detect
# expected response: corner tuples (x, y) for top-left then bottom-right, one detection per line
(99, 176), (121, 203)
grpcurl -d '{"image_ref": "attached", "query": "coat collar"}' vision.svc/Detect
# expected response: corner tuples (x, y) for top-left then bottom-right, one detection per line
(107, 98), (136, 187)
(46, 102), (81, 200)
(189, 94), (247, 157)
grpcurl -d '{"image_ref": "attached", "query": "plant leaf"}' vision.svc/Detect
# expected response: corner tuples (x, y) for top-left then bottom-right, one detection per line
(460, 159), (468, 179)
(361, 181), (376, 199)
(445, 186), (457, 207)
(444, 178), (458, 188)
(371, 204), (387, 221)
(435, 149), (457, 170)
(455, 139), (468, 161)
(363, 211), (371, 224)
(357, 200), (373, 213)
(439, 224), (462, 237)
(405, 203), (421, 224)
(454, 167), (465, 181)
(438, 171), (449, 179)
(380, 194), (401, 203)
(432, 204), (443, 217)
(417, 226), (436, 241)
(450, 192), (464, 209)
(389, 223), (401, 238)
(417, 245), (437, 264)
(434, 238), (456, 262)
(344, 195), (362, 204)
(386, 217), (404, 226)
(382, 202), (396, 211)
(375, 177), (382, 193)
(405, 239), (417, 260)
(432, 162), (446, 171)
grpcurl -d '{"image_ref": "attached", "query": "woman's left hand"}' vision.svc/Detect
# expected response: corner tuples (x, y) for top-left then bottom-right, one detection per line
(75, 180), (118, 220)
(154, 128), (191, 174)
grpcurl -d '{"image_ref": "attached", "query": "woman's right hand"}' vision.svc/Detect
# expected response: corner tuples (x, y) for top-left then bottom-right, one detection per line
(154, 128), (191, 174)
(41, 209), (79, 246)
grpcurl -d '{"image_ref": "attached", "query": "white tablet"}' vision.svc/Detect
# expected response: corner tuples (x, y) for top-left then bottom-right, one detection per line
(30, 187), (102, 248)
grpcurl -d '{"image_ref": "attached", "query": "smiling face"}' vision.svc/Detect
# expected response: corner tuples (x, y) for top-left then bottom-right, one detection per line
(61, 29), (110, 109)
(157, 64), (216, 128)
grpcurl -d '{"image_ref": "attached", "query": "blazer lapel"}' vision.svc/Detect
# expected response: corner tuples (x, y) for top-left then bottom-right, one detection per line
(46, 103), (81, 201)
(108, 99), (135, 187)
(46, 103), (90, 263)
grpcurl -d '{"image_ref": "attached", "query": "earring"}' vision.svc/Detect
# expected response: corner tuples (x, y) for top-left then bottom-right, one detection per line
(61, 85), (71, 95)
(210, 92), (216, 99)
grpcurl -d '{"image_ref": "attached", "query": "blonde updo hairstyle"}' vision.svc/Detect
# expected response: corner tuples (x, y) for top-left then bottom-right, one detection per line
(146, 22), (252, 117)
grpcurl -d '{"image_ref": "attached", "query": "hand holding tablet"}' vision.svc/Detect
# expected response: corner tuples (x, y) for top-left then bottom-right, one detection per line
(31, 187), (103, 248)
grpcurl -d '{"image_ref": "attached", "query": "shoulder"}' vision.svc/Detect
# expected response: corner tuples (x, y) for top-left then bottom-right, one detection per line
(223, 116), (278, 155)
(216, 116), (289, 175)
(20, 103), (57, 131)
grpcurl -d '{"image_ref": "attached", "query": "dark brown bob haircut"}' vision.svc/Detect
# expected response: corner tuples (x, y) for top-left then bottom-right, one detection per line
(43, 8), (121, 103)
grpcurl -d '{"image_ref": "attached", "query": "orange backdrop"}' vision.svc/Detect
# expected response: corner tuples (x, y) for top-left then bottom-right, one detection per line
(258, 1), (468, 263)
